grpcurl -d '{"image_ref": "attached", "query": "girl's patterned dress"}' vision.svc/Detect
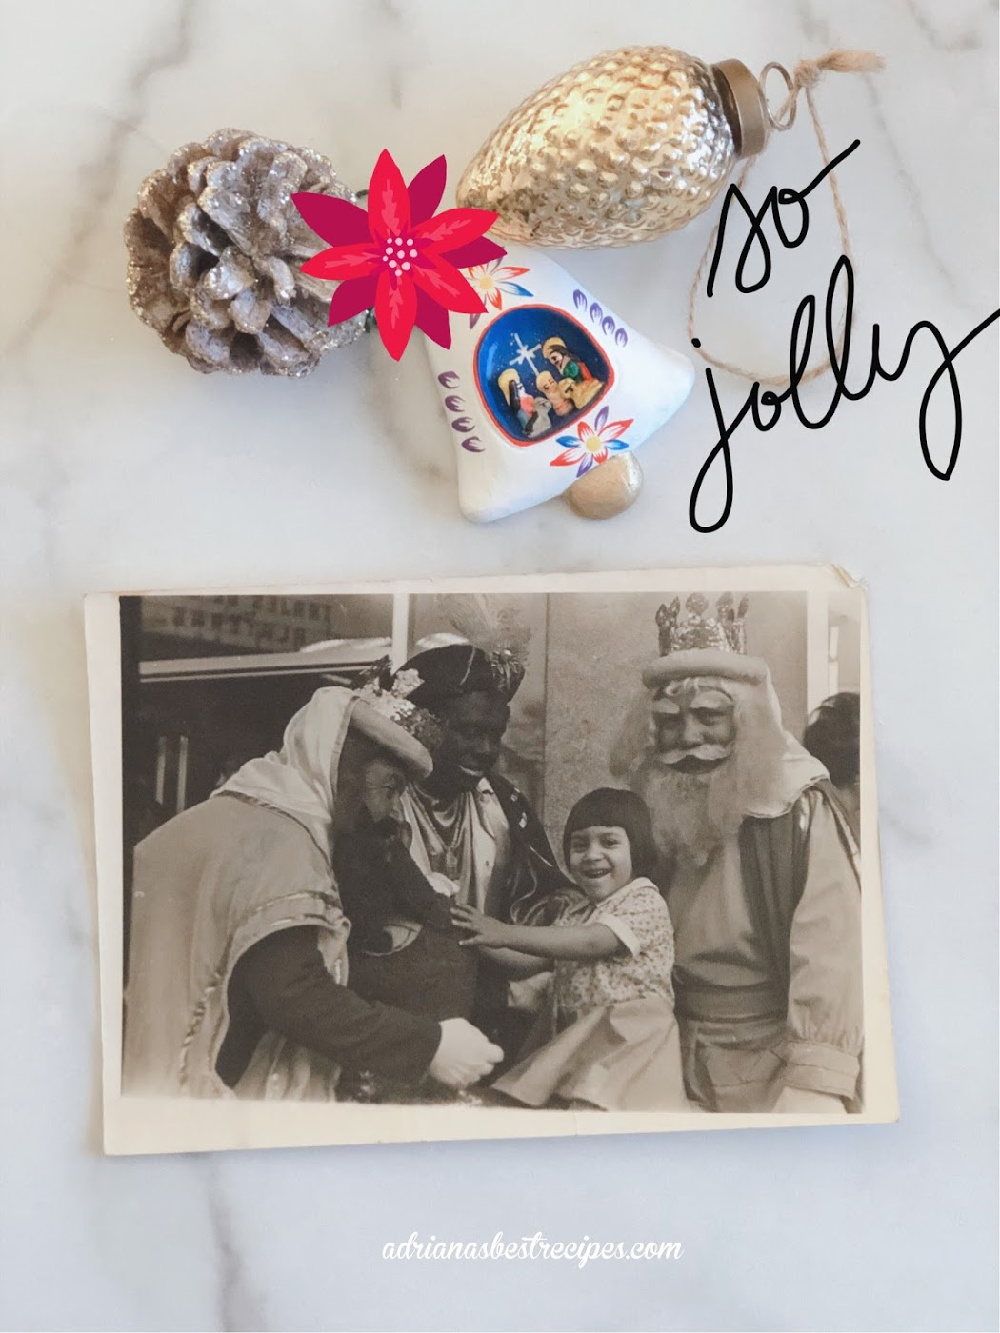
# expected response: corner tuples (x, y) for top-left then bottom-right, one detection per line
(491, 877), (690, 1111)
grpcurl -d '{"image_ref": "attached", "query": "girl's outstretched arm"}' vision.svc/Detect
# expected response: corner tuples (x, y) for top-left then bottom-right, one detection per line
(477, 945), (550, 976)
(451, 904), (622, 962)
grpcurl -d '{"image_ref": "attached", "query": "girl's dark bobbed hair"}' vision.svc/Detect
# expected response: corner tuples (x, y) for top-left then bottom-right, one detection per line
(563, 786), (658, 883)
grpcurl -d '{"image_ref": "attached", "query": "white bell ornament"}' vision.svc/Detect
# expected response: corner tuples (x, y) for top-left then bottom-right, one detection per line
(424, 242), (694, 521)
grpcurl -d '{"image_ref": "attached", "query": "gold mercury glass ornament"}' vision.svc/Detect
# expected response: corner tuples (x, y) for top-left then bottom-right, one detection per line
(456, 47), (774, 248)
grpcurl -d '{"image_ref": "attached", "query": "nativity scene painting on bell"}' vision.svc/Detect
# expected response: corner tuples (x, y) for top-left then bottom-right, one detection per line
(475, 306), (610, 444)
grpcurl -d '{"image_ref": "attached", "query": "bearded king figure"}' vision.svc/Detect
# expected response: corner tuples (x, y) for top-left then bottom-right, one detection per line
(611, 595), (863, 1114)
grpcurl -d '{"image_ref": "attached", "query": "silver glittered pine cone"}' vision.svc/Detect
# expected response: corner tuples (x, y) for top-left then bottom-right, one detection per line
(457, 47), (768, 248)
(125, 129), (366, 375)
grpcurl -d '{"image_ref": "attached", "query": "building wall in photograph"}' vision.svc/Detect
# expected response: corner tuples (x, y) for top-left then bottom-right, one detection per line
(828, 587), (862, 696)
(541, 590), (809, 860)
(140, 593), (393, 658)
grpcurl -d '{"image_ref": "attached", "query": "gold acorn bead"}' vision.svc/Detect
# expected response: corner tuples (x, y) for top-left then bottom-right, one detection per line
(457, 47), (769, 248)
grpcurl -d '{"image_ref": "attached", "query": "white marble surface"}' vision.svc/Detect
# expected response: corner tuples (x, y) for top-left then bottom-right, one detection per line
(1, 1), (997, 1329)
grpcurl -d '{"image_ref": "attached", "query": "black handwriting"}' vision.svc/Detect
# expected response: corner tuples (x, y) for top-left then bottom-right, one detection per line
(706, 140), (862, 299)
(689, 145), (1000, 533)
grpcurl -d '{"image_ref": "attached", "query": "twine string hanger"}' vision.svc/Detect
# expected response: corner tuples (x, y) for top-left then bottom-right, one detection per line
(687, 49), (886, 390)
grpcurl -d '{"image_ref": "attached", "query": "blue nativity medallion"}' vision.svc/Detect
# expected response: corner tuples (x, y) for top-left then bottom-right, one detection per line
(473, 306), (612, 446)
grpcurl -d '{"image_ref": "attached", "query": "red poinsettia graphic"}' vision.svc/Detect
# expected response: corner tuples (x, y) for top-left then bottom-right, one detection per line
(293, 151), (505, 360)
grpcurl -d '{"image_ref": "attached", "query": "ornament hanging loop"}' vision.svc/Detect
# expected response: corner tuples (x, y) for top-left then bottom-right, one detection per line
(759, 62), (797, 132)
(758, 49), (886, 137)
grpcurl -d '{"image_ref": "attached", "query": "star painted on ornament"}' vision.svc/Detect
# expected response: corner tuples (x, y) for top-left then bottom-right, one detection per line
(509, 332), (543, 376)
(293, 151), (506, 360)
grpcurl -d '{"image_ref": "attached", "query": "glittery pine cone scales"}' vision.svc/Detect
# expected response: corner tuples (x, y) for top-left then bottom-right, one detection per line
(125, 129), (366, 375)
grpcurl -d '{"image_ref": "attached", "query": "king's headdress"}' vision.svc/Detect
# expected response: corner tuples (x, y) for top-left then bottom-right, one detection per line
(402, 595), (530, 703)
(655, 593), (749, 657)
(644, 592), (766, 688)
(355, 659), (446, 753)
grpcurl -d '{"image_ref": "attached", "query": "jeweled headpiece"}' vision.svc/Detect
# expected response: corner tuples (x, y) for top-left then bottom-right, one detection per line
(643, 593), (766, 690)
(406, 595), (531, 702)
(355, 659), (446, 752)
(484, 606), (530, 698)
(655, 593), (749, 657)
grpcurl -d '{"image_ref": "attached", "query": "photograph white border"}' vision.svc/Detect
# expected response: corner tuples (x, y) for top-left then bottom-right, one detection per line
(86, 565), (898, 1155)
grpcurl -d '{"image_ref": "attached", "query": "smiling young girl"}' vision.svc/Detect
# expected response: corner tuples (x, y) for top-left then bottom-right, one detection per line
(451, 787), (690, 1111)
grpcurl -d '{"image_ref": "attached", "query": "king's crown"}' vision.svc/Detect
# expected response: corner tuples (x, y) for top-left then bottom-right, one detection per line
(655, 593), (749, 656)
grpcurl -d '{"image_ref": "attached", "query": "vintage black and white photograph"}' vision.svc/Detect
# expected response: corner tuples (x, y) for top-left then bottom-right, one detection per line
(87, 568), (896, 1154)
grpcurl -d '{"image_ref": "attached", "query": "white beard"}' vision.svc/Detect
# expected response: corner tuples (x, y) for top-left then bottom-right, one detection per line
(634, 755), (752, 861)
(623, 679), (793, 862)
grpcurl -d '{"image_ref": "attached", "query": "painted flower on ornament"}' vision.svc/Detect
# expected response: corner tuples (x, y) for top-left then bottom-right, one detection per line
(551, 407), (634, 477)
(467, 259), (533, 327)
(293, 151), (505, 360)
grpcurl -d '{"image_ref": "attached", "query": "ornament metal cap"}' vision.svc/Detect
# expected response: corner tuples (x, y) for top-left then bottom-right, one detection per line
(711, 60), (770, 158)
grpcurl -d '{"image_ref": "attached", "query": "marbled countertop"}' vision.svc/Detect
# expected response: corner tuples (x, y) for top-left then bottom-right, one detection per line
(1, 2), (996, 1329)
